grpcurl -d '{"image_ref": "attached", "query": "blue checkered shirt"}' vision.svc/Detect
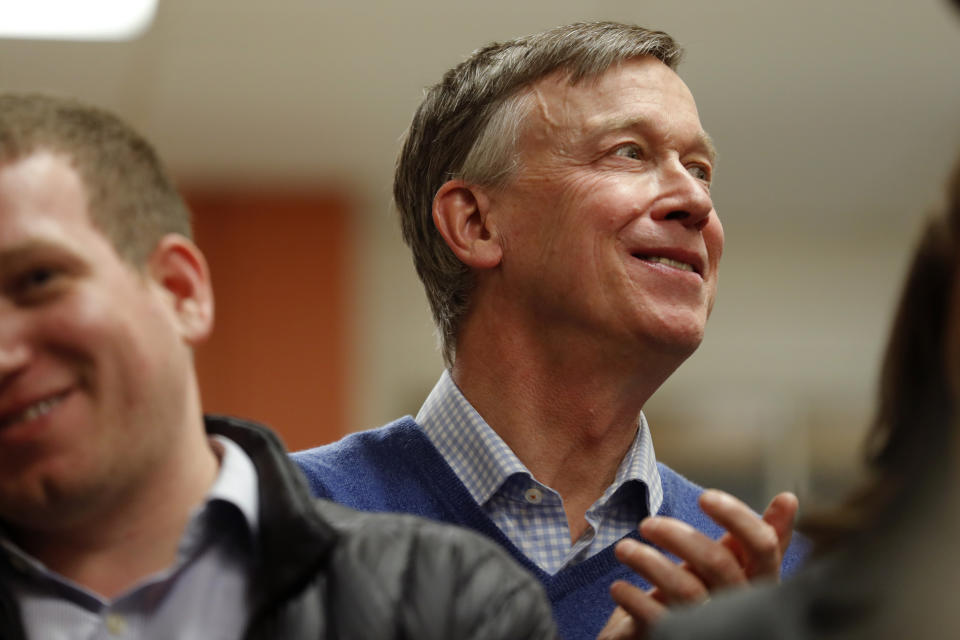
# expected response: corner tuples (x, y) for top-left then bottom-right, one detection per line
(417, 370), (663, 575)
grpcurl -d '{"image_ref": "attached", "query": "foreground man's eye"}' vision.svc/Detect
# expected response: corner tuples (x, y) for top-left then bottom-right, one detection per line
(10, 266), (64, 301)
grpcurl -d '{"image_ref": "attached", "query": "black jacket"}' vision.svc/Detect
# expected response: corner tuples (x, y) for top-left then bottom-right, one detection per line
(0, 416), (557, 640)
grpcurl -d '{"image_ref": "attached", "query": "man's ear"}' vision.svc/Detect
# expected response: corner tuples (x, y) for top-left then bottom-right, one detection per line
(433, 180), (503, 269)
(147, 234), (214, 346)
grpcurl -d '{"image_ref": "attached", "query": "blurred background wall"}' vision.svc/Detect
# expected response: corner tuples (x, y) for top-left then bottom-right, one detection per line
(3, 0), (959, 510)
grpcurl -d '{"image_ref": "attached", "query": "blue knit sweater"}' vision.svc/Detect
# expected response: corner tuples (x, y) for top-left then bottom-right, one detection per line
(292, 418), (808, 640)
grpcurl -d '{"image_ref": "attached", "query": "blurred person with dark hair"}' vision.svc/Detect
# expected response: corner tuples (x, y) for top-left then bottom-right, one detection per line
(294, 21), (807, 640)
(0, 93), (557, 640)
(599, 152), (960, 640)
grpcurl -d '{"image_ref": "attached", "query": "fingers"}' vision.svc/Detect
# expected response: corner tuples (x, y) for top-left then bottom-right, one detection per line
(596, 577), (668, 640)
(762, 491), (799, 556)
(638, 518), (746, 592)
(596, 606), (637, 640)
(611, 579), (668, 623)
(609, 489), (800, 628)
(697, 489), (798, 580)
(697, 489), (783, 579)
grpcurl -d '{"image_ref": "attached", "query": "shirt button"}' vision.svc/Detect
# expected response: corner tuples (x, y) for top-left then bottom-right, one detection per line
(105, 613), (127, 635)
(524, 488), (543, 504)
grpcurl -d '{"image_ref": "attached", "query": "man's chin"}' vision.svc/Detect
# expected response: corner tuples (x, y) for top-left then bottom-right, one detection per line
(0, 459), (109, 534)
(654, 336), (703, 365)
(638, 315), (707, 358)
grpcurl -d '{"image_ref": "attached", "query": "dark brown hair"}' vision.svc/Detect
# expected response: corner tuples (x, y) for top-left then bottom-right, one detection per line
(0, 93), (191, 268)
(802, 161), (960, 550)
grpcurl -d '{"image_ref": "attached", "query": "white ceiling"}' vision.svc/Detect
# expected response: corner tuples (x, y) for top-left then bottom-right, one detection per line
(2, 0), (959, 233)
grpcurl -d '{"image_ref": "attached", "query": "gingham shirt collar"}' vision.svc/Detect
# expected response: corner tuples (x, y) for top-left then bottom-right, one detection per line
(416, 370), (664, 521)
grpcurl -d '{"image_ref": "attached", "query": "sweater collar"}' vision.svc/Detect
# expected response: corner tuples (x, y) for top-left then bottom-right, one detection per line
(416, 370), (663, 515)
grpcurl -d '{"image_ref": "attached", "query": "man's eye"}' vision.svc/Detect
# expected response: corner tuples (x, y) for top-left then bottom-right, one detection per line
(612, 143), (643, 160)
(24, 268), (55, 286)
(687, 165), (711, 183)
(28, 268), (54, 284)
(12, 267), (61, 297)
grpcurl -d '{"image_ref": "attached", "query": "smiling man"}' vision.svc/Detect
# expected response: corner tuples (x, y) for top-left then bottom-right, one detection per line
(294, 21), (806, 640)
(0, 93), (556, 640)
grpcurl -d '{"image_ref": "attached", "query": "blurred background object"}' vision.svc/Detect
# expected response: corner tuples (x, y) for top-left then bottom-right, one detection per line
(4, 0), (958, 510)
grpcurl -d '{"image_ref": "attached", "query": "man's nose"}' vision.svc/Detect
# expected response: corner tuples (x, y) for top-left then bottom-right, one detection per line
(650, 162), (715, 230)
(0, 317), (30, 381)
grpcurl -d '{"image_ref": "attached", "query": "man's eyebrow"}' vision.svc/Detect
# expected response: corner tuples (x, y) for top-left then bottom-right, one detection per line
(594, 115), (719, 165)
(698, 131), (719, 166)
(0, 240), (76, 271)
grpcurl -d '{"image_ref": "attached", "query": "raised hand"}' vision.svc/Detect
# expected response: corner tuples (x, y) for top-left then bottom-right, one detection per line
(597, 490), (798, 640)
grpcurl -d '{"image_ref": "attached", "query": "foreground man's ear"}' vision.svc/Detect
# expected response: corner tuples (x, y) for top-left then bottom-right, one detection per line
(147, 233), (215, 346)
(433, 179), (503, 269)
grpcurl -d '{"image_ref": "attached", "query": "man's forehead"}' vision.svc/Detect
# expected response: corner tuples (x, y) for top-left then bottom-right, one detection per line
(531, 57), (674, 104)
(521, 60), (715, 162)
(0, 152), (103, 254)
(527, 81), (567, 132)
(0, 149), (84, 193)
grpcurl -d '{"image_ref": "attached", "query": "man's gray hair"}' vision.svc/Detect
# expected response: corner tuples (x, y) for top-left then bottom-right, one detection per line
(394, 21), (683, 366)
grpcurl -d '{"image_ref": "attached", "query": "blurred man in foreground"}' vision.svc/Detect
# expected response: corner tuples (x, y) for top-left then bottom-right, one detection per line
(0, 93), (556, 640)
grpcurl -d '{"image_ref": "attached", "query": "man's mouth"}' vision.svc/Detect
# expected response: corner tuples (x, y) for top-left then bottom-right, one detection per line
(0, 393), (68, 430)
(635, 255), (696, 273)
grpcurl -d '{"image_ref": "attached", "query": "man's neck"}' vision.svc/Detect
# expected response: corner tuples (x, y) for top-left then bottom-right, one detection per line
(10, 428), (220, 599)
(452, 311), (687, 538)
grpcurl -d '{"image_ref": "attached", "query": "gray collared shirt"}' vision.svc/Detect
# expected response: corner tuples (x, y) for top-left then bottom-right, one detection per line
(0, 435), (259, 640)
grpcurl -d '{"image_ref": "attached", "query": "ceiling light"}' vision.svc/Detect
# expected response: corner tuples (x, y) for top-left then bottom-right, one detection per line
(0, 0), (157, 41)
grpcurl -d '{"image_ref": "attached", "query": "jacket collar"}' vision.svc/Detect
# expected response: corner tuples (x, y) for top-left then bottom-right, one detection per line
(204, 415), (339, 615)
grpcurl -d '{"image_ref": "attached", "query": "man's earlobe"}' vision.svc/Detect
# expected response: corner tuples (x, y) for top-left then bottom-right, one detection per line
(148, 234), (215, 345)
(433, 180), (503, 269)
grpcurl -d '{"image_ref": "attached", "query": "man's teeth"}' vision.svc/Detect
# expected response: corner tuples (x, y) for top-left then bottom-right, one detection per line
(640, 256), (694, 272)
(2, 396), (64, 427)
